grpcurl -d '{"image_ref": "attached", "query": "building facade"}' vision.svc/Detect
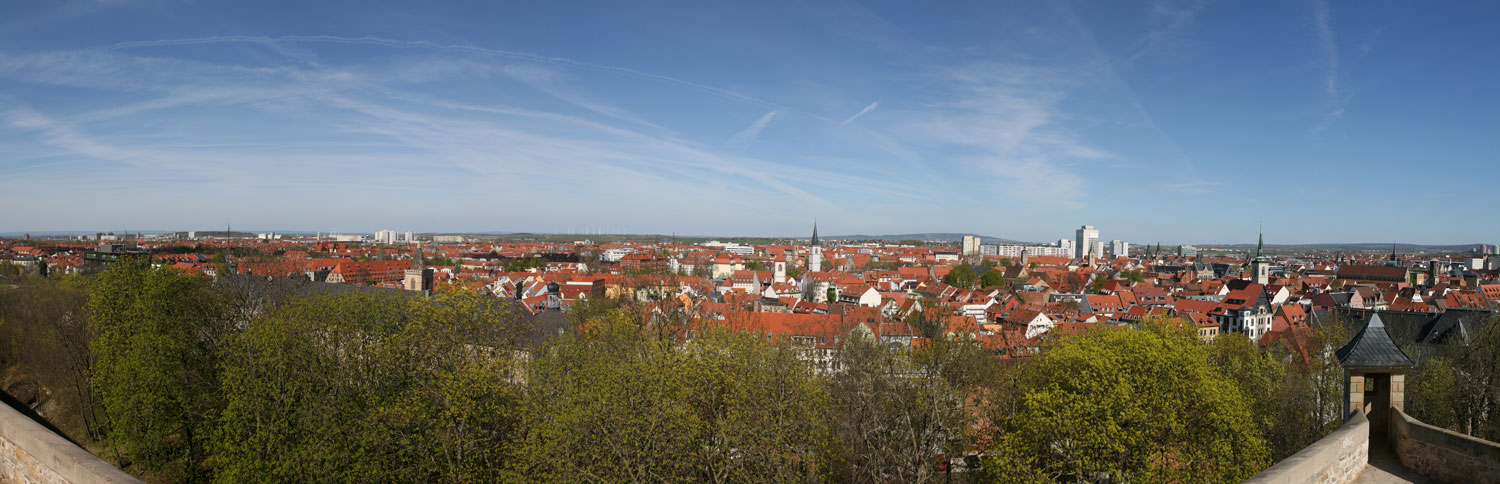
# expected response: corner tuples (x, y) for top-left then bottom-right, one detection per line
(1075, 225), (1100, 260)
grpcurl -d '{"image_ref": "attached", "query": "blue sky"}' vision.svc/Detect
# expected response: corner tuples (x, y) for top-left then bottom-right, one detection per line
(2, 0), (1496, 244)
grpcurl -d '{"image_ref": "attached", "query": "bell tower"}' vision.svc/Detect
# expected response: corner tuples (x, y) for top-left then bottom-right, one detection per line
(404, 242), (433, 294)
(1251, 223), (1269, 285)
(808, 220), (822, 273)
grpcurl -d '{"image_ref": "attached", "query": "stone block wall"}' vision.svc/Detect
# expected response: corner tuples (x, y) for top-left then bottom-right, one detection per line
(1390, 408), (1500, 484)
(0, 402), (140, 484)
(1244, 410), (1368, 484)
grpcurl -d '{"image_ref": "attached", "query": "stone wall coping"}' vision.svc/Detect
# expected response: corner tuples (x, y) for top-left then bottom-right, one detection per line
(1244, 410), (1368, 484)
(0, 401), (142, 483)
(1392, 408), (1500, 462)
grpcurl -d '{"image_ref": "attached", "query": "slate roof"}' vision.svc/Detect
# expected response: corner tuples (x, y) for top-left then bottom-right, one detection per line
(1418, 309), (1498, 345)
(1336, 313), (1415, 371)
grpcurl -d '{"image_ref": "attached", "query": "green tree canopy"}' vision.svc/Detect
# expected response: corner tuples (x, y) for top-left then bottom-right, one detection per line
(213, 290), (527, 483)
(504, 256), (545, 272)
(985, 323), (1270, 482)
(1407, 314), (1500, 440)
(89, 259), (226, 481)
(979, 269), (1006, 288)
(944, 265), (977, 289)
(518, 314), (837, 483)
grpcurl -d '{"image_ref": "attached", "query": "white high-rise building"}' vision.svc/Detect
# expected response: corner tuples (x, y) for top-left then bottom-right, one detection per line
(961, 235), (982, 256)
(1075, 225), (1099, 259)
(404, 231), (415, 242)
(1110, 240), (1129, 257)
(374, 229), (398, 244)
(1058, 238), (1074, 256)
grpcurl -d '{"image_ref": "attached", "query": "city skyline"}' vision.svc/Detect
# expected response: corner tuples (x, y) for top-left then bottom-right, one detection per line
(4, 1), (1500, 244)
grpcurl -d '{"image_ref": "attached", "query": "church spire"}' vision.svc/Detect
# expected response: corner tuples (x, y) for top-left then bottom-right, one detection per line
(811, 220), (819, 247)
(1255, 220), (1264, 260)
(412, 241), (425, 270)
(224, 222), (235, 275)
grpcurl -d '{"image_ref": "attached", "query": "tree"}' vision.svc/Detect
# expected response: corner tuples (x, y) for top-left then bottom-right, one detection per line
(1407, 355), (1463, 430)
(213, 290), (528, 483)
(827, 337), (979, 483)
(979, 270), (1006, 288)
(517, 315), (836, 483)
(944, 265), (977, 289)
(1207, 333), (1290, 458)
(905, 301), (945, 339)
(89, 258), (227, 481)
(0, 275), (100, 441)
(984, 323), (1270, 482)
(505, 256), (546, 272)
(743, 259), (764, 271)
(1407, 314), (1500, 440)
(1259, 321), (1356, 459)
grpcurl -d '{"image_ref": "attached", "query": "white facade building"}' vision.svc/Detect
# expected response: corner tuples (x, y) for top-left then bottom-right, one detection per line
(722, 244), (754, 256)
(983, 244), (1073, 258)
(961, 235), (982, 256)
(1075, 225), (1099, 259)
(1109, 240), (1129, 257)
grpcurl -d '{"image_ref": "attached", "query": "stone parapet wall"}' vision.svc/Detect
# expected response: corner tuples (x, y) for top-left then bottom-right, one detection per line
(1390, 408), (1500, 484)
(0, 402), (140, 484)
(1244, 410), (1368, 484)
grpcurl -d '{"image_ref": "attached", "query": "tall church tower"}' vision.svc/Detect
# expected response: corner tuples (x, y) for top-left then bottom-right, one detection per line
(1251, 224), (1270, 285)
(808, 221), (823, 273)
(404, 242), (433, 294)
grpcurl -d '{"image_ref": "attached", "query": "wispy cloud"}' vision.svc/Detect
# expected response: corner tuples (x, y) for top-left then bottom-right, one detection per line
(0, 28), (1116, 231)
(98, 35), (825, 118)
(725, 110), (776, 151)
(0, 42), (925, 230)
(840, 101), (880, 125)
(1309, 0), (1350, 133)
(1312, 0), (1339, 97)
(1063, 1), (1205, 181)
(896, 63), (1109, 207)
(1117, 0), (1211, 67)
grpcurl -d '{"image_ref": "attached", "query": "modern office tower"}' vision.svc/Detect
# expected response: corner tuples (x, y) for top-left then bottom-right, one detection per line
(1075, 225), (1099, 259)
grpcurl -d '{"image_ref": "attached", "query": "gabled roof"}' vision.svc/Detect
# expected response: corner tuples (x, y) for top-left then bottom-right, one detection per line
(1336, 313), (1415, 371)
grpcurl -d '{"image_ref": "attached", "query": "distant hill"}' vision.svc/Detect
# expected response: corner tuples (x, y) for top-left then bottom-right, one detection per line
(1198, 243), (1486, 253)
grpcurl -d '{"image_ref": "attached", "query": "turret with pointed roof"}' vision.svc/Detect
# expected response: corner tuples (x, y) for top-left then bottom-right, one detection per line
(1336, 313), (1414, 371)
(811, 220), (820, 247)
(1337, 312), (1415, 428)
